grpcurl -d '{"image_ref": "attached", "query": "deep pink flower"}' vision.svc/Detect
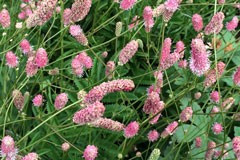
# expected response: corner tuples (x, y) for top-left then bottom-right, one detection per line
(71, 0), (92, 22)
(204, 12), (225, 35)
(192, 14), (203, 32)
(160, 38), (172, 64)
(105, 61), (115, 79)
(18, 11), (26, 20)
(176, 41), (185, 54)
(54, 93), (68, 110)
(26, 56), (38, 77)
(143, 91), (164, 115)
(12, 89), (25, 111)
(0, 135), (18, 160)
(161, 121), (178, 138)
(61, 142), (70, 152)
(143, 6), (154, 32)
(119, 40), (138, 65)
(35, 48), (48, 68)
(77, 52), (93, 69)
(83, 145), (98, 160)
(22, 152), (38, 160)
(120, 0), (137, 10)
(190, 38), (210, 76)
(90, 118), (125, 132)
(147, 130), (159, 142)
(73, 101), (105, 124)
(226, 16), (239, 31)
(180, 107), (193, 122)
(20, 39), (32, 54)
(195, 137), (202, 148)
(32, 94), (43, 107)
(69, 25), (88, 46)
(0, 9), (11, 28)
(124, 121), (139, 138)
(205, 141), (216, 160)
(233, 67), (240, 86)
(210, 91), (220, 103)
(233, 136), (240, 159)
(5, 51), (18, 68)
(149, 113), (161, 125)
(212, 123), (223, 134)
(164, 0), (179, 12)
(63, 8), (72, 25)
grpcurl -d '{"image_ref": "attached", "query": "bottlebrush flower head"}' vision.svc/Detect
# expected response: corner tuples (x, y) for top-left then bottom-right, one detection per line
(189, 38), (210, 76)
(149, 113), (161, 125)
(164, 0), (179, 12)
(233, 67), (240, 86)
(32, 94), (43, 107)
(84, 79), (135, 104)
(0, 9), (11, 28)
(73, 101), (105, 124)
(71, 52), (92, 77)
(26, 56), (39, 77)
(35, 48), (48, 68)
(205, 141), (216, 160)
(210, 91), (220, 103)
(143, 6), (154, 32)
(12, 89), (25, 111)
(147, 85), (161, 95)
(0, 135), (18, 160)
(161, 121), (178, 138)
(69, 25), (88, 46)
(83, 145), (98, 160)
(153, 4), (165, 17)
(148, 130), (159, 142)
(204, 12), (225, 35)
(5, 51), (18, 68)
(119, 40), (138, 65)
(120, 0), (137, 10)
(160, 51), (182, 71)
(76, 52), (93, 69)
(20, 39), (32, 54)
(178, 60), (188, 69)
(115, 21), (123, 37)
(61, 142), (70, 152)
(212, 122), (223, 134)
(233, 136), (240, 159)
(226, 16), (239, 31)
(143, 91), (165, 115)
(63, 8), (72, 26)
(105, 61), (115, 80)
(180, 106), (193, 122)
(89, 118), (125, 132)
(176, 41), (185, 54)
(54, 93), (68, 110)
(26, 0), (58, 28)
(124, 121), (139, 138)
(71, 0), (92, 22)
(160, 38), (172, 64)
(22, 152), (38, 160)
(195, 137), (202, 148)
(192, 14), (203, 32)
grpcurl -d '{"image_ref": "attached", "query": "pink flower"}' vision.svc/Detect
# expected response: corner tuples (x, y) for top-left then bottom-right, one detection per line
(101, 51), (108, 58)
(12, 89), (25, 111)
(192, 14), (203, 32)
(83, 145), (98, 160)
(35, 48), (48, 68)
(176, 41), (185, 54)
(120, 0), (137, 10)
(149, 113), (161, 124)
(18, 11), (26, 20)
(73, 101), (105, 124)
(71, 52), (92, 76)
(22, 152), (38, 160)
(161, 121), (178, 138)
(178, 60), (188, 69)
(233, 67), (240, 86)
(54, 93), (68, 110)
(180, 107), (193, 122)
(128, 16), (139, 31)
(226, 16), (239, 31)
(164, 0), (179, 12)
(143, 91), (165, 115)
(0, 9), (11, 28)
(77, 52), (93, 69)
(218, 0), (225, 4)
(1, 136), (18, 160)
(190, 38), (210, 76)
(89, 118), (125, 132)
(20, 39), (32, 54)
(26, 56), (38, 77)
(32, 94), (43, 107)
(143, 6), (154, 32)
(160, 51), (182, 70)
(124, 121), (139, 138)
(233, 136), (240, 159)
(195, 137), (202, 148)
(63, 8), (72, 25)
(147, 130), (159, 142)
(204, 12), (225, 35)
(71, 0), (92, 22)
(5, 51), (18, 68)
(85, 79), (135, 104)
(210, 106), (220, 117)
(61, 142), (70, 152)
(205, 141), (216, 160)
(147, 85), (161, 94)
(153, 4), (165, 17)
(160, 38), (172, 64)
(105, 61), (115, 79)
(55, 6), (61, 13)
(119, 40), (138, 65)
(212, 123), (223, 134)
(210, 91), (220, 103)
(69, 25), (88, 46)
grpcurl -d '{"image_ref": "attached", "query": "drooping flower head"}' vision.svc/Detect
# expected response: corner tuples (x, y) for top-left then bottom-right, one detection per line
(5, 51), (18, 68)
(124, 121), (139, 138)
(226, 16), (239, 31)
(161, 121), (178, 138)
(143, 6), (154, 32)
(71, 0), (92, 22)
(32, 94), (43, 107)
(204, 12), (225, 35)
(0, 9), (11, 28)
(148, 130), (159, 142)
(119, 40), (138, 65)
(120, 0), (137, 10)
(54, 93), (68, 110)
(143, 91), (165, 115)
(83, 145), (98, 160)
(192, 14), (203, 32)
(35, 48), (48, 68)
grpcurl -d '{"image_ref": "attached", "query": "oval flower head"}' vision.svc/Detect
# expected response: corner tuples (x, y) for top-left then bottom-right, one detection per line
(5, 51), (18, 68)
(143, 6), (154, 32)
(212, 122), (223, 135)
(32, 94), (43, 107)
(54, 93), (68, 110)
(195, 137), (202, 148)
(120, 0), (137, 10)
(180, 107), (193, 122)
(189, 38), (210, 76)
(1, 135), (18, 160)
(63, 8), (72, 26)
(0, 9), (11, 28)
(22, 152), (38, 160)
(204, 12), (225, 35)
(226, 16), (239, 31)
(192, 14), (203, 32)
(233, 136), (240, 159)
(210, 91), (220, 103)
(61, 142), (70, 152)
(35, 48), (48, 68)
(71, 0), (92, 22)
(124, 121), (139, 138)
(161, 121), (178, 138)
(147, 130), (159, 142)
(83, 145), (98, 160)
(119, 40), (138, 65)
(20, 39), (32, 54)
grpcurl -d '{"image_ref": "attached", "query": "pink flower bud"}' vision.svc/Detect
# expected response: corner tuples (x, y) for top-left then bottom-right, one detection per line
(210, 106), (220, 117)
(192, 14), (203, 32)
(35, 48), (48, 68)
(6, 51), (18, 68)
(124, 121), (139, 138)
(54, 93), (68, 110)
(212, 122), (223, 134)
(195, 137), (202, 148)
(226, 16), (239, 31)
(120, 0), (136, 10)
(210, 91), (220, 103)
(32, 94), (43, 107)
(147, 130), (159, 142)
(194, 92), (201, 100)
(83, 145), (98, 160)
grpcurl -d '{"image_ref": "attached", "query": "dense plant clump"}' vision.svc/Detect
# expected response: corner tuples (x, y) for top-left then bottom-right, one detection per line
(0, 0), (240, 159)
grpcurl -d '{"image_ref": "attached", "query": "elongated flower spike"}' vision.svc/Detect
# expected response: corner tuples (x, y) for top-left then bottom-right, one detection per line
(0, 9), (11, 28)
(204, 12), (225, 35)
(120, 0), (137, 10)
(5, 51), (18, 68)
(71, 0), (92, 22)
(143, 6), (154, 32)
(192, 14), (203, 32)
(119, 40), (138, 65)
(89, 118), (125, 132)
(69, 25), (88, 46)
(226, 16), (239, 31)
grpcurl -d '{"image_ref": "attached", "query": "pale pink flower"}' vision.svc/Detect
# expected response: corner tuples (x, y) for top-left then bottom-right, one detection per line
(212, 123), (223, 134)
(194, 92), (201, 100)
(73, 101), (105, 124)
(71, 52), (92, 76)
(22, 152), (38, 160)
(143, 91), (164, 115)
(120, 0), (137, 10)
(162, 9), (174, 22)
(69, 25), (88, 46)
(5, 51), (18, 68)
(205, 141), (216, 160)
(12, 89), (25, 111)
(154, 70), (164, 90)
(61, 142), (70, 152)
(72, 56), (84, 77)
(210, 106), (220, 117)
(192, 14), (203, 32)
(16, 22), (23, 29)
(221, 97), (235, 111)
(105, 61), (115, 79)
(164, 0), (179, 12)
(20, 39), (32, 54)
(226, 16), (239, 31)
(0, 9), (11, 28)
(26, 56), (38, 77)
(63, 8), (72, 25)
(143, 6), (154, 32)
(233, 136), (240, 159)
(55, 6), (61, 13)
(153, 4), (165, 17)
(147, 130), (159, 142)
(160, 51), (182, 71)
(147, 85), (161, 95)
(119, 40), (138, 65)
(233, 67), (240, 86)
(176, 41), (185, 54)
(195, 137), (202, 148)
(77, 52), (93, 69)
(210, 91), (220, 103)
(124, 121), (139, 138)
(180, 107), (193, 122)
(178, 60), (188, 69)
(214, 149), (228, 159)
(218, 0), (225, 4)
(204, 12), (225, 35)
(32, 94), (43, 107)
(35, 48), (48, 68)
(83, 145), (98, 160)
(0, 136), (18, 160)
(149, 113), (161, 124)
(101, 51), (108, 58)
(190, 38), (210, 76)
(54, 93), (68, 110)
(71, 0), (92, 22)
(160, 38), (172, 64)
(161, 121), (178, 138)
(85, 79), (135, 104)
(89, 118), (125, 132)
